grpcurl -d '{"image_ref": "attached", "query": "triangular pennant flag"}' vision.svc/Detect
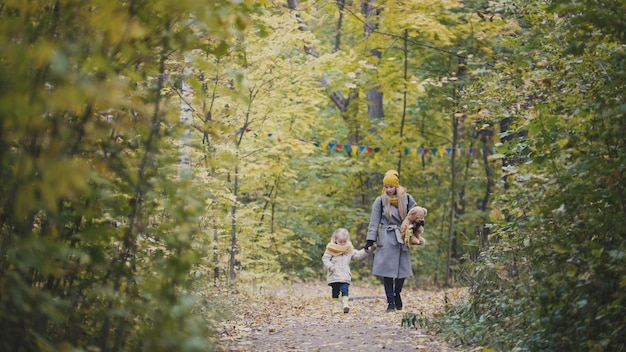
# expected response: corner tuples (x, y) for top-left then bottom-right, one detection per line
(327, 142), (334, 151)
(446, 148), (453, 156)
(359, 145), (367, 154)
(336, 144), (343, 152)
(344, 144), (352, 155)
(430, 148), (437, 156)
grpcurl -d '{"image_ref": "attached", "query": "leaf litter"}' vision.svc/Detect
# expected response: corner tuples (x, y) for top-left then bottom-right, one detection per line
(216, 281), (468, 351)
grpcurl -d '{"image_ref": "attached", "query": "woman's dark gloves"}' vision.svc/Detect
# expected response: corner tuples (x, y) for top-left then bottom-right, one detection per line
(412, 221), (425, 235)
(364, 240), (375, 250)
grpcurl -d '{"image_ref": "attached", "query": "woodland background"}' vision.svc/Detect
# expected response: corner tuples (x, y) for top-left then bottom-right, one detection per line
(1, 0), (625, 351)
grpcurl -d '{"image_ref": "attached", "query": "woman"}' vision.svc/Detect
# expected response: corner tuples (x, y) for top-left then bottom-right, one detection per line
(364, 170), (418, 312)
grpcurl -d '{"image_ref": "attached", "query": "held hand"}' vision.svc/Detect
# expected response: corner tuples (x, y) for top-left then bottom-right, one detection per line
(364, 240), (375, 251)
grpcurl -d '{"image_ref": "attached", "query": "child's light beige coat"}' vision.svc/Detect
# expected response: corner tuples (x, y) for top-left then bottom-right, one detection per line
(322, 248), (369, 284)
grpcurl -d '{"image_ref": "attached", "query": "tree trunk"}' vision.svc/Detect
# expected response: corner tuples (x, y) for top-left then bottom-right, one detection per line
(362, 0), (384, 122)
(446, 110), (457, 287)
(229, 163), (239, 280)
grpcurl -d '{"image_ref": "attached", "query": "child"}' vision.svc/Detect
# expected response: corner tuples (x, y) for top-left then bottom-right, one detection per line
(322, 228), (370, 314)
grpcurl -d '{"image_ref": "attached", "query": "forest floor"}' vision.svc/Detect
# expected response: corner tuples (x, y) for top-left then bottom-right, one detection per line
(216, 281), (471, 352)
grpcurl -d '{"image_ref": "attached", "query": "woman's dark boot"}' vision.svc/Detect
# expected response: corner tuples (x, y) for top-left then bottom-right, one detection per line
(394, 292), (403, 310)
(383, 277), (398, 312)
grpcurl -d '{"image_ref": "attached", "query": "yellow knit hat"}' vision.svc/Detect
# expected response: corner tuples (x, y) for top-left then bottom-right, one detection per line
(383, 170), (400, 187)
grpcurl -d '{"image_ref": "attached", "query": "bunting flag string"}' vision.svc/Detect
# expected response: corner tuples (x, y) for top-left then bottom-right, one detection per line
(240, 129), (495, 157)
(312, 142), (494, 157)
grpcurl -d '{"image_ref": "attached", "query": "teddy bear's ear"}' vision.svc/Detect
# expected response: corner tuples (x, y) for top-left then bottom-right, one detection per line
(423, 207), (428, 216)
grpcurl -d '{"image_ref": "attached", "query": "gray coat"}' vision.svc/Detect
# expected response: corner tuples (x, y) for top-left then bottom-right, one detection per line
(366, 193), (417, 279)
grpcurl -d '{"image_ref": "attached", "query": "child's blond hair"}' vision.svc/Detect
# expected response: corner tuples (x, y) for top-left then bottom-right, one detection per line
(332, 228), (350, 242)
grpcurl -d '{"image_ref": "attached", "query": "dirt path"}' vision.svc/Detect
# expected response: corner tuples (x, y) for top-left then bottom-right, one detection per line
(216, 281), (468, 351)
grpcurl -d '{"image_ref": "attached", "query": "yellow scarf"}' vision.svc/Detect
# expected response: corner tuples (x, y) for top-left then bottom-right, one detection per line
(325, 242), (354, 256)
(389, 195), (398, 207)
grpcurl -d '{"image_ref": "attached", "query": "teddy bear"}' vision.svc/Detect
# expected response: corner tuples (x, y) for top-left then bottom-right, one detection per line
(400, 206), (427, 246)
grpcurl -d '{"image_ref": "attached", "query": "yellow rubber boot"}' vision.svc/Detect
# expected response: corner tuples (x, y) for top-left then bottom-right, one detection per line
(342, 296), (350, 313)
(331, 298), (342, 314)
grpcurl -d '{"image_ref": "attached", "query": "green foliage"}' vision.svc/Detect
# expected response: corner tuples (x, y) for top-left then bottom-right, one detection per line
(443, 0), (626, 350)
(0, 0), (255, 350)
(401, 311), (430, 329)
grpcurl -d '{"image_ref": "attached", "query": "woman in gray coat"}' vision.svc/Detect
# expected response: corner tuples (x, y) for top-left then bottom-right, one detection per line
(364, 170), (418, 312)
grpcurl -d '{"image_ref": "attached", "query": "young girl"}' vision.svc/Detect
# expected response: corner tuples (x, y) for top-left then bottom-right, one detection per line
(322, 228), (370, 314)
